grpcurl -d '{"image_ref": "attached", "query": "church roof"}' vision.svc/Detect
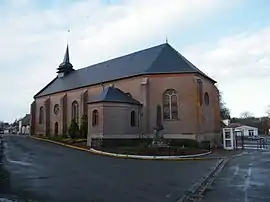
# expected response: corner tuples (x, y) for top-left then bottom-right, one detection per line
(35, 43), (216, 98)
(88, 86), (141, 105)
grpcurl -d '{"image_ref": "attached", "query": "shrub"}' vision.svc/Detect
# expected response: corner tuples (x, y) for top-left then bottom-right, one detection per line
(68, 118), (80, 139)
(168, 139), (200, 148)
(80, 114), (88, 138)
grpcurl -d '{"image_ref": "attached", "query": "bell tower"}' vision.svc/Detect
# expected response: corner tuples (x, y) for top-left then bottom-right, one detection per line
(57, 44), (74, 78)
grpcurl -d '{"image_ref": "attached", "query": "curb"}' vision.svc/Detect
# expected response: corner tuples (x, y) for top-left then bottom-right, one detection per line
(177, 157), (228, 202)
(29, 136), (221, 161)
(30, 136), (90, 152)
(89, 148), (216, 161)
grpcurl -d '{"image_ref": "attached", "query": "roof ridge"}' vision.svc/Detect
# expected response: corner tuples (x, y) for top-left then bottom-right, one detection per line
(145, 43), (168, 73)
(76, 43), (167, 71)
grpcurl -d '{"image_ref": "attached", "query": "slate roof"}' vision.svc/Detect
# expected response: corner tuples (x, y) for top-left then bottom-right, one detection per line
(57, 45), (74, 72)
(35, 43), (216, 98)
(88, 86), (141, 105)
(225, 123), (242, 128)
(21, 114), (31, 126)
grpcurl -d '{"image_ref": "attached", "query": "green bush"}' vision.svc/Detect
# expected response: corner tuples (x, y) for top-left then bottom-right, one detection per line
(80, 114), (88, 138)
(167, 139), (200, 148)
(50, 136), (63, 141)
(68, 118), (80, 139)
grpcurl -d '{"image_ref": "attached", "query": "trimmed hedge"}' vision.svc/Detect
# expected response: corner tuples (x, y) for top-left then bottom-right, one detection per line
(93, 138), (200, 149)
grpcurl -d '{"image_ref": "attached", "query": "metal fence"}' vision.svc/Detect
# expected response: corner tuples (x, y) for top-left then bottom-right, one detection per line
(236, 136), (268, 150)
(0, 135), (3, 163)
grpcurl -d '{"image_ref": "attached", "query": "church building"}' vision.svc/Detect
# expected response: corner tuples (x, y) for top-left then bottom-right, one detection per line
(30, 43), (221, 146)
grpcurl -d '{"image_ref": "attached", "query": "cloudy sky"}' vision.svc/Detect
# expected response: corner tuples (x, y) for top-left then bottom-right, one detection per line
(0, 0), (270, 122)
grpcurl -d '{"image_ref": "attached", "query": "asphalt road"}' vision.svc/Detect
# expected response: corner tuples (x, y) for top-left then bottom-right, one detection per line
(0, 134), (218, 202)
(202, 150), (270, 202)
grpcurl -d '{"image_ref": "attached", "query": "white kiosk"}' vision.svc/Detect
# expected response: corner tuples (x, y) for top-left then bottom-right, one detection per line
(223, 128), (236, 150)
(223, 127), (243, 150)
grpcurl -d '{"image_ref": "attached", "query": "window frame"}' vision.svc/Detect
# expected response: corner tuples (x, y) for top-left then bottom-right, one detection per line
(92, 109), (99, 126)
(54, 104), (60, 115)
(204, 92), (209, 106)
(163, 89), (179, 120)
(131, 110), (136, 127)
(39, 106), (44, 124)
(71, 101), (79, 123)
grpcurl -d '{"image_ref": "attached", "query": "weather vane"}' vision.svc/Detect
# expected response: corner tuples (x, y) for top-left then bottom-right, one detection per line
(67, 29), (71, 44)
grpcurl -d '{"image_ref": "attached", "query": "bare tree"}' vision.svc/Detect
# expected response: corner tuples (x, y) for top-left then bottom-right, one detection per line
(240, 111), (253, 119)
(265, 105), (270, 117)
(219, 91), (231, 120)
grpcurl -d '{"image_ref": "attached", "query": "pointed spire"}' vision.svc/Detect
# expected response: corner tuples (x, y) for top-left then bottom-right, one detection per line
(62, 44), (70, 64)
(165, 37), (168, 44)
(57, 44), (74, 76)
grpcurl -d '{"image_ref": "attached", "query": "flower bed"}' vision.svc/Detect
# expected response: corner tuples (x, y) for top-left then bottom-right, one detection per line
(97, 146), (209, 156)
(32, 135), (209, 156)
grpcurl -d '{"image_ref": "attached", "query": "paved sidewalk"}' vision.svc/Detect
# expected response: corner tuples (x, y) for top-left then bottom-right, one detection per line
(201, 150), (270, 202)
(207, 149), (243, 159)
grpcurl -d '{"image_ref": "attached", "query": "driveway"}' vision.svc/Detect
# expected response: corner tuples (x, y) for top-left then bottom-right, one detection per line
(1, 134), (219, 202)
(201, 150), (270, 202)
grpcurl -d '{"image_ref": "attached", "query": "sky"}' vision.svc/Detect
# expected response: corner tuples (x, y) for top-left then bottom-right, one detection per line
(0, 0), (270, 122)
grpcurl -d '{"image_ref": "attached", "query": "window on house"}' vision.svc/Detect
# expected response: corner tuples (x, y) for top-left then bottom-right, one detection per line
(131, 111), (136, 127)
(248, 130), (254, 136)
(39, 106), (44, 124)
(72, 101), (79, 123)
(163, 89), (178, 120)
(204, 92), (209, 106)
(92, 110), (99, 126)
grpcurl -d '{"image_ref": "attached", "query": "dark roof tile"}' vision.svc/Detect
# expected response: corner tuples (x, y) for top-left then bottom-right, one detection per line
(88, 86), (141, 105)
(35, 43), (215, 98)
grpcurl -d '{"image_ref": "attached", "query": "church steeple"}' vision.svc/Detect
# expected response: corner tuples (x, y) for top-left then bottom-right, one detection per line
(57, 44), (74, 77)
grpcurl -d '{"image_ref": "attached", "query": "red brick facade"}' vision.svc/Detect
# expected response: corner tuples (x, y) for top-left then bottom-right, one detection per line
(31, 73), (221, 142)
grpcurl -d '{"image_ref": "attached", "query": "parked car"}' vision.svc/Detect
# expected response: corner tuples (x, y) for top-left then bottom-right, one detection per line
(0, 129), (4, 134)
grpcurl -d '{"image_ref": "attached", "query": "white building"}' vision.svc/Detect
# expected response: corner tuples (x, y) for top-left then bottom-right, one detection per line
(18, 114), (30, 135)
(222, 123), (259, 150)
(234, 125), (259, 137)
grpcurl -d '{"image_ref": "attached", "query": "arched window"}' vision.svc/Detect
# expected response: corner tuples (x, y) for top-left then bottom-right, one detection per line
(204, 92), (209, 106)
(54, 122), (59, 135)
(72, 101), (79, 123)
(163, 89), (178, 120)
(39, 106), (44, 124)
(92, 110), (99, 126)
(131, 111), (136, 127)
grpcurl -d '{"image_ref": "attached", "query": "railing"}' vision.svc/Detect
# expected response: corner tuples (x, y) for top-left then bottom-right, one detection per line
(0, 135), (3, 164)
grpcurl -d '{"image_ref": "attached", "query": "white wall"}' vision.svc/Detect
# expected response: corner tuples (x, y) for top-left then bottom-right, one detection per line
(235, 125), (258, 136)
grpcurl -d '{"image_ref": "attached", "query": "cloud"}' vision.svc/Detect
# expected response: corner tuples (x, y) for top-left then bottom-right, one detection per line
(183, 27), (270, 117)
(0, 0), (233, 122)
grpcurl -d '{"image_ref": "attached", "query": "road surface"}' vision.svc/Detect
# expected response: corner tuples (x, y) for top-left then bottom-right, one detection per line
(0, 134), (218, 202)
(202, 150), (270, 202)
